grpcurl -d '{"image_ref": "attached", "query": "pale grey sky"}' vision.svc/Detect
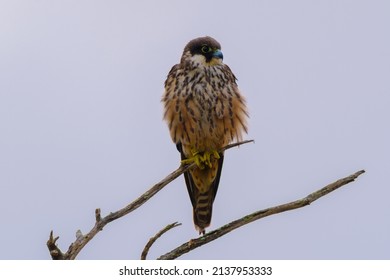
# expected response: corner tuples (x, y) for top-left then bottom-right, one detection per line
(1, 0), (389, 259)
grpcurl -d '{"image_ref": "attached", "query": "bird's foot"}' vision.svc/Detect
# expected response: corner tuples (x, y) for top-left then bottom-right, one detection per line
(181, 149), (220, 169)
(181, 151), (205, 169)
(201, 150), (220, 168)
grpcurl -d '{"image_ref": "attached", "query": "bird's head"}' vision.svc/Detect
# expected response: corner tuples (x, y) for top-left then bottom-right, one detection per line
(181, 36), (223, 67)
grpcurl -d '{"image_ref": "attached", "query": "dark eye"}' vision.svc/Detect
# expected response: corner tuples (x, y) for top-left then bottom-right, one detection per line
(201, 45), (211, 53)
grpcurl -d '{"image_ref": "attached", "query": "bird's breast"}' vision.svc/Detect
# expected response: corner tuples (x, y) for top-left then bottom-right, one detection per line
(163, 65), (246, 154)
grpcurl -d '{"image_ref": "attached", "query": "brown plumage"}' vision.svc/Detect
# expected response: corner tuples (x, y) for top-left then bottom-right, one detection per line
(162, 36), (248, 234)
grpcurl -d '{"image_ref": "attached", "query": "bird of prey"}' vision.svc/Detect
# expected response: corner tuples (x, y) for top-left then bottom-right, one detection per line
(162, 36), (248, 234)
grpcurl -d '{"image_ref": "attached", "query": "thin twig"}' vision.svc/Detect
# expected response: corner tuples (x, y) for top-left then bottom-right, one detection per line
(221, 139), (254, 152)
(157, 170), (365, 260)
(48, 139), (254, 260)
(141, 222), (181, 260)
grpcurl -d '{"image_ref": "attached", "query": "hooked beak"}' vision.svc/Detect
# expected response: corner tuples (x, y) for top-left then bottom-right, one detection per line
(212, 49), (223, 60)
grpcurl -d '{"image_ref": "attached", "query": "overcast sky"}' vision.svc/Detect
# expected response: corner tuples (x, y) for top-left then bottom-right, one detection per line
(1, 0), (389, 260)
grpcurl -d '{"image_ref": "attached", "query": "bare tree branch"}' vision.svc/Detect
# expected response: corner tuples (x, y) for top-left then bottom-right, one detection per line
(47, 139), (254, 260)
(157, 169), (365, 260)
(46, 231), (65, 260)
(141, 222), (181, 260)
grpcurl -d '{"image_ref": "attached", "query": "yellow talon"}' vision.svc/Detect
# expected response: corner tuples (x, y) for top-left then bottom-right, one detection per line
(181, 149), (220, 169)
(181, 153), (205, 169)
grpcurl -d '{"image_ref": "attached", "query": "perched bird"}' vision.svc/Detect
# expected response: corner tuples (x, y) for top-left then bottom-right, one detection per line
(162, 36), (248, 234)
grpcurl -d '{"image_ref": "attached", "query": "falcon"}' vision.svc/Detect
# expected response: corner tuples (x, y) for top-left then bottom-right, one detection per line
(162, 36), (248, 234)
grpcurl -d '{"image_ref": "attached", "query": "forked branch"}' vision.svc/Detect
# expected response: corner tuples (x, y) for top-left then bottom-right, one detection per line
(47, 140), (364, 260)
(47, 140), (254, 260)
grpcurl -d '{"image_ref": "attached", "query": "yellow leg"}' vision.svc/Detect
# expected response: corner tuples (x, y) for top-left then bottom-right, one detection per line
(181, 149), (220, 169)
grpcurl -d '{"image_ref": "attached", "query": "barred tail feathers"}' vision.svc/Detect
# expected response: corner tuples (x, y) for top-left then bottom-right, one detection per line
(193, 189), (214, 234)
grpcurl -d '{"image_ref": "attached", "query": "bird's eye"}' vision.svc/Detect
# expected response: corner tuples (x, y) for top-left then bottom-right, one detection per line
(201, 45), (211, 53)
